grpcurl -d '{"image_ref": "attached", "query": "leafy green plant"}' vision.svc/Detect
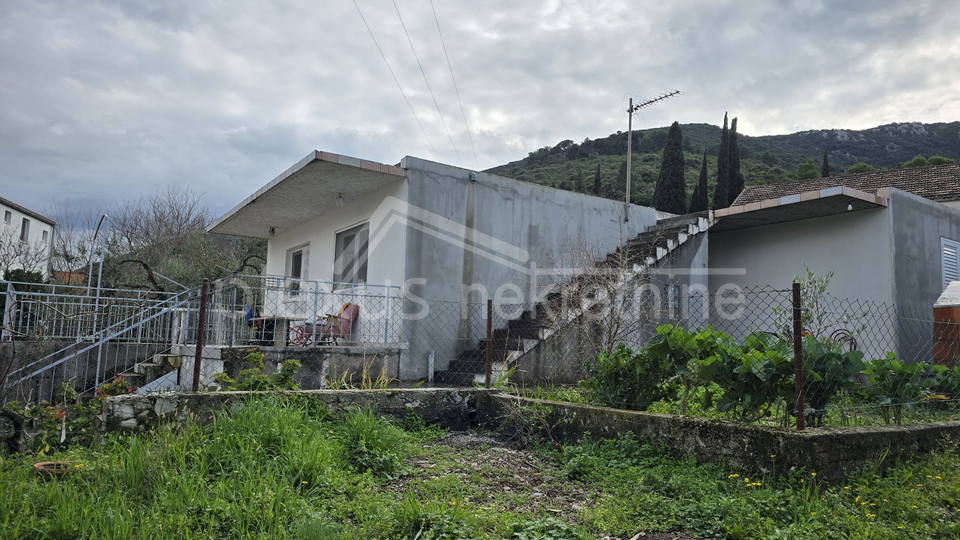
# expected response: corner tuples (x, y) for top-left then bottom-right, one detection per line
(696, 332), (796, 422)
(860, 353), (945, 424)
(801, 335), (865, 426)
(581, 343), (679, 411)
(213, 351), (300, 391)
(338, 407), (408, 477)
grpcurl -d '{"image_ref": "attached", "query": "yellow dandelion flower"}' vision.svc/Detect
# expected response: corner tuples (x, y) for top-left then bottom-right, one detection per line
(729, 474), (740, 478)
(811, 472), (817, 477)
(912, 505), (918, 509)
(810, 512), (816, 516)
(917, 484), (924, 487)
(844, 486), (851, 490)
(855, 496), (860, 502)
(866, 513), (876, 518)
(898, 526), (904, 530)
(936, 476), (943, 480)
(302, 481), (308, 484)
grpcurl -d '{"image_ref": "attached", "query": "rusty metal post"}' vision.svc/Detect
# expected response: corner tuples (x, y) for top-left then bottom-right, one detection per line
(485, 299), (493, 389)
(793, 282), (806, 431)
(192, 279), (210, 392)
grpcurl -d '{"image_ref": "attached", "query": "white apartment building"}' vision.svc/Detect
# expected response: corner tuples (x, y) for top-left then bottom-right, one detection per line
(0, 197), (55, 279)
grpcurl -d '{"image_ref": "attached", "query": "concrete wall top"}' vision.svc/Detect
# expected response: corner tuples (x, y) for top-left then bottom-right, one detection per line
(935, 282), (960, 308)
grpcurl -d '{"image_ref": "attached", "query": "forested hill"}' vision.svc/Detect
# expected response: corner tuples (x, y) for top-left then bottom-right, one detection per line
(484, 121), (960, 208)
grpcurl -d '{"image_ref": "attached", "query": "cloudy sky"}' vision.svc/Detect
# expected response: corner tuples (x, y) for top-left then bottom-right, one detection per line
(2, 0), (959, 219)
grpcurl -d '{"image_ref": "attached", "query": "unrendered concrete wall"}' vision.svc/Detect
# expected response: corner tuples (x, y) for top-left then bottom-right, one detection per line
(400, 157), (659, 379)
(889, 189), (960, 361)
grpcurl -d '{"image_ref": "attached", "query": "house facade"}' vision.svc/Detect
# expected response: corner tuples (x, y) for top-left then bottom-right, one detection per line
(0, 197), (55, 279)
(209, 151), (661, 380)
(709, 167), (960, 363)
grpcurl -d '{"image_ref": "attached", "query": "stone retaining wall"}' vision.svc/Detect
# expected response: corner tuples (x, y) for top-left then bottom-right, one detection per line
(489, 395), (960, 483)
(98, 389), (960, 483)
(99, 388), (497, 433)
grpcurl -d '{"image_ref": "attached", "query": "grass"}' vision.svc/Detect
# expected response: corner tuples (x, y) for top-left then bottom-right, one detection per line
(3, 396), (960, 539)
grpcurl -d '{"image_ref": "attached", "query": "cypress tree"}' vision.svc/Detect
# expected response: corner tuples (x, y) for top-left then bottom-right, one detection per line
(690, 150), (709, 212)
(821, 150), (830, 178)
(593, 163), (602, 195)
(728, 117), (744, 206)
(712, 113), (730, 209)
(652, 121), (687, 214)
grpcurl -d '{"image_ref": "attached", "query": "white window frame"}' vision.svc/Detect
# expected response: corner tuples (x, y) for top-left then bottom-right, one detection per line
(285, 243), (309, 296)
(41, 230), (48, 243)
(943, 237), (960, 290)
(3, 211), (10, 225)
(334, 222), (369, 289)
(20, 218), (29, 242)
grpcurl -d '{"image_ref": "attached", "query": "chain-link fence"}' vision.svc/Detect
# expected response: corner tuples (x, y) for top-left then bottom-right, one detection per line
(5, 271), (960, 431)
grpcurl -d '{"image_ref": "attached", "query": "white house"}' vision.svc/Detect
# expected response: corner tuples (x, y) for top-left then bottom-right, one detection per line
(0, 197), (55, 279)
(209, 151), (686, 381)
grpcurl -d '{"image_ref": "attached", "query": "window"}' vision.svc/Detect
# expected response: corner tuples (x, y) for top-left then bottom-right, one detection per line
(944, 237), (960, 289)
(42, 230), (48, 243)
(286, 244), (309, 294)
(334, 222), (369, 287)
(3, 211), (10, 225)
(20, 218), (29, 242)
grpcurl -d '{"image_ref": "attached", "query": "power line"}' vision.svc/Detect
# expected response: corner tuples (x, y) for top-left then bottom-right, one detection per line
(429, 0), (479, 169)
(351, 0), (439, 160)
(392, 0), (461, 165)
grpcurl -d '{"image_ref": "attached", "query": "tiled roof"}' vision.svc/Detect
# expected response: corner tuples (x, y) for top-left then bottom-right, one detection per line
(732, 163), (960, 206)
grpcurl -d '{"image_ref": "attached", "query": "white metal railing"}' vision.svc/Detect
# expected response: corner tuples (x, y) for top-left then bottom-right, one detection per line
(203, 275), (404, 346)
(1, 280), (179, 341)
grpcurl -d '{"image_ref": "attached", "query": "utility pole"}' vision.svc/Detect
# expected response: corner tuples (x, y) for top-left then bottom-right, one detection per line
(624, 90), (681, 221)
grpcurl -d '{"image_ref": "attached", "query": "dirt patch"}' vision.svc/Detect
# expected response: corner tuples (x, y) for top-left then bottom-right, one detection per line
(394, 431), (705, 540)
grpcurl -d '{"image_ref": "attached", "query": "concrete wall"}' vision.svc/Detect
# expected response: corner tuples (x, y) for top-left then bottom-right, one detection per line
(0, 200), (54, 278)
(709, 207), (896, 358)
(942, 200), (960, 211)
(889, 189), (960, 361)
(400, 157), (659, 379)
(219, 345), (402, 390)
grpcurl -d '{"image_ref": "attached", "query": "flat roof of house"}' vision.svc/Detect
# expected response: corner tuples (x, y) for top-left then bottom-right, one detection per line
(712, 185), (889, 233)
(0, 196), (56, 226)
(208, 150), (406, 238)
(732, 163), (960, 206)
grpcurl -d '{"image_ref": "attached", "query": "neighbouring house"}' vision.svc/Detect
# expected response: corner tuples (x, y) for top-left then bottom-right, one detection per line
(0, 197), (55, 279)
(208, 151), (711, 382)
(708, 165), (960, 362)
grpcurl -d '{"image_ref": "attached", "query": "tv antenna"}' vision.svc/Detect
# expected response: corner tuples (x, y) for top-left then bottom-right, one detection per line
(623, 89), (681, 221)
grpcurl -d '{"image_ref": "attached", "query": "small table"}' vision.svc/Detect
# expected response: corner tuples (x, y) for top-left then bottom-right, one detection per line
(251, 316), (307, 347)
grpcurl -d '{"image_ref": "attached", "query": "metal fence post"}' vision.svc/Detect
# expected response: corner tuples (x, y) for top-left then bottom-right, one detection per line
(485, 299), (493, 389)
(793, 282), (806, 431)
(192, 279), (210, 392)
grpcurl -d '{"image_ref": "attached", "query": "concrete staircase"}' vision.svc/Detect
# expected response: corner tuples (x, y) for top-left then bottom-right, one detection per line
(435, 211), (713, 386)
(116, 353), (185, 394)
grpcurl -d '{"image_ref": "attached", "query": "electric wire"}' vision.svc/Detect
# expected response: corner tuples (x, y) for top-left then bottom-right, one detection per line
(392, 0), (461, 166)
(429, 0), (479, 169)
(351, 0), (439, 160)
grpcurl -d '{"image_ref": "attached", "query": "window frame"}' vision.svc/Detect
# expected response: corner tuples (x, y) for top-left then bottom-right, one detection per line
(285, 244), (309, 295)
(3, 211), (10, 225)
(20, 218), (30, 242)
(334, 222), (369, 289)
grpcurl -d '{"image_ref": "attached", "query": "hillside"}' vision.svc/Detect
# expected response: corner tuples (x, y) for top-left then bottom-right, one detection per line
(485, 121), (960, 208)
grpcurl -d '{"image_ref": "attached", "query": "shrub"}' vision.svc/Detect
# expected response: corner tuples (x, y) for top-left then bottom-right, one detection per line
(392, 491), (477, 540)
(860, 353), (945, 424)
(213, 351), (300, 391)
(581, 343), (678, 410)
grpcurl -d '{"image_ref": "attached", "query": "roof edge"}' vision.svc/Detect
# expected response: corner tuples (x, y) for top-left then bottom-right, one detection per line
(0, 196), (56, 226)
(208, 150), (405, 234)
